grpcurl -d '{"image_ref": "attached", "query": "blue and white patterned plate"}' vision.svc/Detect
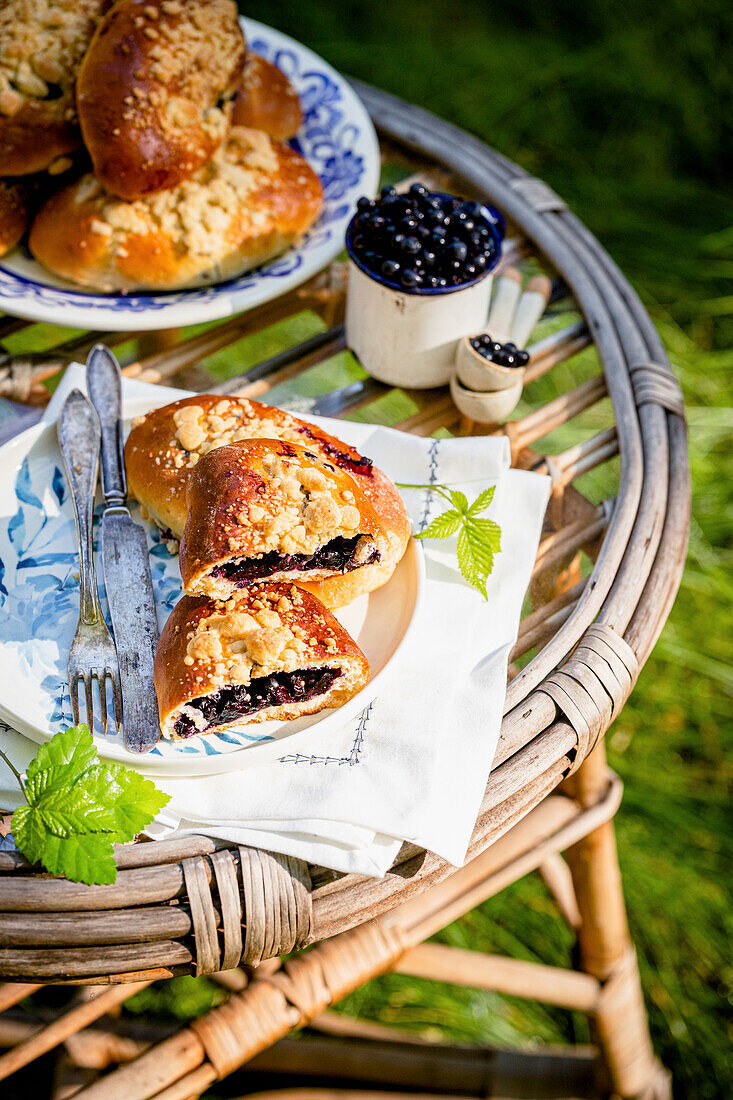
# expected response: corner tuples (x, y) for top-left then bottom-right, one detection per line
(0, 18), (380, 333)
(0, 397), (424, 776)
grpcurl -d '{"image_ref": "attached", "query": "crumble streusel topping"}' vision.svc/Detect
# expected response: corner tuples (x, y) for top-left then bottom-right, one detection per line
(71, 127), (281, 263)
(0, 0), (107, 119)
(215, 443), (369, 559)
(182, 586), (339, 690)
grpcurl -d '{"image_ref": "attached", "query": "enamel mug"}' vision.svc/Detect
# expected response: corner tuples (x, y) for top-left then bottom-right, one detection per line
(344, 201), (504, 389)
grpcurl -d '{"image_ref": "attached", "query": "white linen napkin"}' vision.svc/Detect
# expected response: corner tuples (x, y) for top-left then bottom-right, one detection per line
(0, 366), (550, 876)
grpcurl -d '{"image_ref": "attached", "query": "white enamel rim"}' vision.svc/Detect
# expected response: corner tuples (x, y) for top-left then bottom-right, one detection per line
(0, 398), (425, 776)
(0, 18), (380, 332)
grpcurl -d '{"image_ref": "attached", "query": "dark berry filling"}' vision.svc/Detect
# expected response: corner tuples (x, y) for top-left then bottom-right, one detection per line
(174, 667), (343, 738)
(469, 335), (530, 368)
(156, 524), (179, 542)
(347, 185), (504, 294)
(210, 534), (380, 586)
(296, 426), (374, 478)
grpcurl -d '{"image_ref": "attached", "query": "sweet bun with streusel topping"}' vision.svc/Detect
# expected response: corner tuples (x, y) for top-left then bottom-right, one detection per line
(0, 0), (109, 176)
(179, 439), (392, 602)
(123, 395), (411, 607)
(28, 127), (323, 292)
(232, 54), (302, 141)
(0, 177), (35, 256)
(154, 583), (369, 740)
(76, 0), (245, 201)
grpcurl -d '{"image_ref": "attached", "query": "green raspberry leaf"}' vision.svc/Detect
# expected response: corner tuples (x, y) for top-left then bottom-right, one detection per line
(103, 764), (170, 840)
(457, 526), (489, 599)
(448, 490), (469, 514)
(415, 509), (462, 540)
(468, 516), (502, 553)
(10, 804), (46, 866)
(467, 485), (496, 516)
(403, 482), (503, 599)
(34, 832), (118, 886)
(11, 726), (170, 885)
(24, 723), (97, 797)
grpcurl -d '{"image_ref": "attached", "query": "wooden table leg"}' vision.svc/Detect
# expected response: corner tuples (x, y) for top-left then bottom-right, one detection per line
(564, 744), (671, 1099)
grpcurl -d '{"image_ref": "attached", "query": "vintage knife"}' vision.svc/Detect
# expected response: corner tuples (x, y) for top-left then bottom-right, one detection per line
(86, 344), (160, 753)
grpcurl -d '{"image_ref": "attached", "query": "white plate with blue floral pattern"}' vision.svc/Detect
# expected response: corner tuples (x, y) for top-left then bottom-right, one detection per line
(0, 399), (424, 775)
(0, 18), (380, 333)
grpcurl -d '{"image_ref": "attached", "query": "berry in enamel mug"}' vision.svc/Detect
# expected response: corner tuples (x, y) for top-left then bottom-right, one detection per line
(469, 335), (530, 368)
(348, 187), (502, 291)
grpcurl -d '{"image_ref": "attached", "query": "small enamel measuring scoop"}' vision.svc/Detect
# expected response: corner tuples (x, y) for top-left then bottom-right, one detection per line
(455, 272), (552, 393)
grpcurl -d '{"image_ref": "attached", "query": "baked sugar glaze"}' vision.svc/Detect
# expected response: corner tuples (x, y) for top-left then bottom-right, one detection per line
(174, 667), (343, 738)
(211, 534), (379, 585)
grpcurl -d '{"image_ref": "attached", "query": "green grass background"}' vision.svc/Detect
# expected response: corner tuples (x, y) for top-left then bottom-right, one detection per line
(7, 2), (731, 1096)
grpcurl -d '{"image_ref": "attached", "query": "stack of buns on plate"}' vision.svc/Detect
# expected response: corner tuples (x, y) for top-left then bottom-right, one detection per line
(125, 396), (412, 741)
(0, 0), (323, 291)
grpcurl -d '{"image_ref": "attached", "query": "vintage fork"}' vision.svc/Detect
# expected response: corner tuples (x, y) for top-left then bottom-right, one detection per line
(57, 389), (122, 734)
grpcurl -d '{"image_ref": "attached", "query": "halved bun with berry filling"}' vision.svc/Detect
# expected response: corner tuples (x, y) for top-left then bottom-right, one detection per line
(29, 127), (322, 292)
(76, 0), (246, 201)
(179, 439), (393, 605)
(123, 396), (411, 607)
(154, 584), (369, 740)
(232, 54), (302, 141)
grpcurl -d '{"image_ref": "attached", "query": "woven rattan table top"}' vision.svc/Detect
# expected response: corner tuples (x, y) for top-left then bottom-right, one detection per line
(0, 84), (689, 985)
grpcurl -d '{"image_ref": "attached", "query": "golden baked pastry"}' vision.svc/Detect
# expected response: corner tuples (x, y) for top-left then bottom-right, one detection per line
(154, 583), (369, 740)
(232, 54), (302, 141)
(76, 0), (246, 201)
(0, 0), (109, 176)
(28, 127), (323, 292)
(179, 439), (391, 603)
(0, 177), (34, 256)
(124, 395), (411, 607)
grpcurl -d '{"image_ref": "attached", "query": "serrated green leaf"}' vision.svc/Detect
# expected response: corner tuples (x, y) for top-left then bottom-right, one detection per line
(103, 764), (170, 840)
(415, 509), (462, 540)
(448, 489), (468, 514)
(25, 724), (96, 797)
(11, 725), (170, 885)
(38, 832), (117, 885)
(463, 522), (499, 571)
(457, 527), (489, 599)
(467, 485), (496, 516)
(11, 804), (46, 865)
(467, 516), (502, 553)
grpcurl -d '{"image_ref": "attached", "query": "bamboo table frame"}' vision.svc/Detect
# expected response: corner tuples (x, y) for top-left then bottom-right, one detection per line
(0, 84), (688, 1100)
